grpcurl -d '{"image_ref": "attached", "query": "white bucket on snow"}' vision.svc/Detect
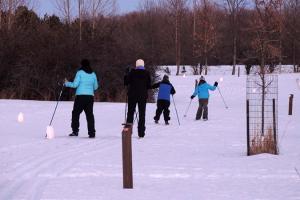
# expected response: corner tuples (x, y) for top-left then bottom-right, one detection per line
(46, 126), (55, 139)
(17, 112), (24, 123)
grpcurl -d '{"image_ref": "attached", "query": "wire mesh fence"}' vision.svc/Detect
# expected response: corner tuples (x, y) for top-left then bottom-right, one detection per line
(246, 74), (278, 155)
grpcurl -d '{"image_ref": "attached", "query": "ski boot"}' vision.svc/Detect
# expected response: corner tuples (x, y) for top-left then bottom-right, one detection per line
(69, 132), (78, 137)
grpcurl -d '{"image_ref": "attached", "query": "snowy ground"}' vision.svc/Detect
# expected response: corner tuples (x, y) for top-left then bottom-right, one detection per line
(0, 68), (300, 200)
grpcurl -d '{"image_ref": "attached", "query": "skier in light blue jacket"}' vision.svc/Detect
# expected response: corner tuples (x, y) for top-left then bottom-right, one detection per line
(64, 59), (99, 138)
(191, 76), (218, 121)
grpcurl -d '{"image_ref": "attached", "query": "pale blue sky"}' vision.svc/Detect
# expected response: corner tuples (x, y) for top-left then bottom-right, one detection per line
(37, 0), (140, 16)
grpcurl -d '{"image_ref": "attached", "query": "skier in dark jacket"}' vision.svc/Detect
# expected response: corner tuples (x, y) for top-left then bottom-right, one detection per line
(191, 76), (218, 121)
(152, 75), (176, 125)
(124, 59), (152, 138)
(64, 59), (99, 138)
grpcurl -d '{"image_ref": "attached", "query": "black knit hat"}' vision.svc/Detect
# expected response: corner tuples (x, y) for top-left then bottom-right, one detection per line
(81, 59), (90, 68)
(80, 59), (93, 73)
(163, 75), (169, 81)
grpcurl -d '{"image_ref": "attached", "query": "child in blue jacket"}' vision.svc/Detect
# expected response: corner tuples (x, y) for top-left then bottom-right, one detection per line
(152, 75), (176, 125)
(191, 76), (218, 121)
(64, 59), (99, 138)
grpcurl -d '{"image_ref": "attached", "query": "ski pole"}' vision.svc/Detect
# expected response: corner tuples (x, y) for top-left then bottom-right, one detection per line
(124, 90), (128, 123)
(125, 97), (128, 122)
(46, 84), (64, 138)
(49, 84), (64, 126)
(217, 87), (228, 109)
(172, 95), (180, 126)
(184, 99), (193, 117)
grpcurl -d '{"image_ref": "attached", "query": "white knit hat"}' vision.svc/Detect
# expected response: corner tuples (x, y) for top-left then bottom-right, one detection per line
(200, 76), (205, 81)
(136, 59), (145, 67)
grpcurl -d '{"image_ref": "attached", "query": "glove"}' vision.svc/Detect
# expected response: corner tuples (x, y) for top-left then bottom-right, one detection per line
(64, 78), (68, 86)
(190, 95), (195, 99)
(214, 82), (218, 87)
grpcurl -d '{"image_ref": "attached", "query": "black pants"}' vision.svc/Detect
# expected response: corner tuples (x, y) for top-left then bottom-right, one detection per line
(126, 97), (146, 137)
(196, 99), (209, 120)
(72, 95), (95, 136)
(154, 99), (170, 122)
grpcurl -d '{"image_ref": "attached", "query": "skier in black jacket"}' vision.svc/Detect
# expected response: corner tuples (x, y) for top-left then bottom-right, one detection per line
(152, 75), (176, 125)
(124, 59), (152, 138)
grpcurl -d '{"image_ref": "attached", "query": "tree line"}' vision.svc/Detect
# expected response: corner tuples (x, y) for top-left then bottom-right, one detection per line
(0, 0), (299, 101)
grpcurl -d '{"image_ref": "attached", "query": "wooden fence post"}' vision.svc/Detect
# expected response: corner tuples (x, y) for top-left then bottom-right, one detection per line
(289, 94), (294, 115)
(246, 100), (250, 156)
(122, 124), (133, 189)
(273, 99), (278, 155)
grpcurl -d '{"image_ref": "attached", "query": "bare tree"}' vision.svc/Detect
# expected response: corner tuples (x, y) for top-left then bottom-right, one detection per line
(0, 0), (2, 30)
(55, 0), (72, 24)
(87, 0), (116, 39)
(252, 0), (282, 66)
(251, 0), (282, 135)
(8, 0), (13, 30)
(2, 0), (31, 30)
(78, 0), (83, 42)
(77, 0), (90, 55)
(192, 0), (199, 74)
(194, 0), (217, 71)
(278, 0), (283, 70)
(284, 0), (300, 72)
(140, 0), (161, 64)
(224, 0), (245, 75)
(165, 0), (188, 75)
(290, 0), (300, 72)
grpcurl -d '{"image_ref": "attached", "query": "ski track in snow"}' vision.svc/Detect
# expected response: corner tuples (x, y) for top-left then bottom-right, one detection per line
(0, 138), (119, 200)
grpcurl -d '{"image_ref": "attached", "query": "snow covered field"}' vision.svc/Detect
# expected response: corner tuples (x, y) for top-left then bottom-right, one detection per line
(0, 68), (299, 200)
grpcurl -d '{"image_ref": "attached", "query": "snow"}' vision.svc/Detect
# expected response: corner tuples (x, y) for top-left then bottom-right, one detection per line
(0, 68), (300, 200)
(159, 65), (297, 76)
